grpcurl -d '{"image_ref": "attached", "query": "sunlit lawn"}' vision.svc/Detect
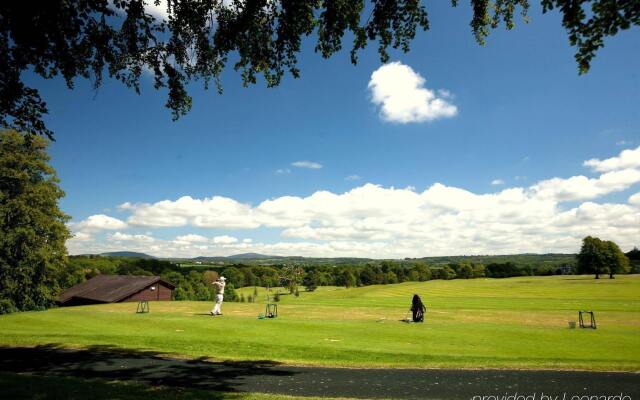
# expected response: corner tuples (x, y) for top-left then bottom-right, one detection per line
(1, 275), (639, 370)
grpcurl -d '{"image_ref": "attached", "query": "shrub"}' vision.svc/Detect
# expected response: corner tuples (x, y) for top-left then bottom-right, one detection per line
(0, 299), (17, 315)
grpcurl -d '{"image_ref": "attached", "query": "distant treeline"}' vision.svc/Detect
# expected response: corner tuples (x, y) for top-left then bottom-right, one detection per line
(61, 248), (639, 302)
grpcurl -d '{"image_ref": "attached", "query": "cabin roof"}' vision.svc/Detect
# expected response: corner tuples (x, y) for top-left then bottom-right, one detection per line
(58, 275), (175, 304)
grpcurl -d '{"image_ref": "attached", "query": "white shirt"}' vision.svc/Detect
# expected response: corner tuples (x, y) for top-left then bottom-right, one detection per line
(213, 281), (226, 295)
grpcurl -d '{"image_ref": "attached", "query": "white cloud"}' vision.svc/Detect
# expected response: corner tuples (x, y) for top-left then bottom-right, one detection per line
(68, 148), (640, 257)
(71, 214), (128, 231)
(345, 175), (361, 181)
(213, 235), (238, 244)
(491, 179), (505, 186)
(71, 231), (93, 242)
(108, 232), (155, 243)
(291, 161), (322, 169)
(123, 196), (259, 229)
(583, 146), (640, 172)
(175, 234), (209, 243)
(368, 62), (457, 123)
(145, 0), (169, 21)
(276, 168), (291, 174)
(530, 168), (640, 201)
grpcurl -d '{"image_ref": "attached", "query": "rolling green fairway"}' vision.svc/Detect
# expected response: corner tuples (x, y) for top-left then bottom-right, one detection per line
(1, 275), (639, 371)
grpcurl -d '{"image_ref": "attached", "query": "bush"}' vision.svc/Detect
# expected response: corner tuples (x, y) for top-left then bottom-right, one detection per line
(0, 299), (17, 315)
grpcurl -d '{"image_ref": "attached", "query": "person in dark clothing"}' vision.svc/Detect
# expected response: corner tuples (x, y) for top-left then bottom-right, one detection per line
(410, 294), (426, 322)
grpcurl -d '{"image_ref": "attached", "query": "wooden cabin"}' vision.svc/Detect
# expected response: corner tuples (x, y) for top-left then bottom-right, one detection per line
(58, 275), (175, 306)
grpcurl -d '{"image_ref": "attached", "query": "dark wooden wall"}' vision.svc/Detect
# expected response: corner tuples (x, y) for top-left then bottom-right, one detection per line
(124, 282), (173, 302)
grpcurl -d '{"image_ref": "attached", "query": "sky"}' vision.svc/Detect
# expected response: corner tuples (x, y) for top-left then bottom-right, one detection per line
(29, 2), (640, 258)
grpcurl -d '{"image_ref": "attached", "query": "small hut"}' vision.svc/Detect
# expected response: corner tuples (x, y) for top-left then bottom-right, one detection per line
(58, 275), (175, 306)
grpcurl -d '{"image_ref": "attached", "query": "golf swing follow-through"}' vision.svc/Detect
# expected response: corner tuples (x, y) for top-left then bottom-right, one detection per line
(210, 276), (226, 316)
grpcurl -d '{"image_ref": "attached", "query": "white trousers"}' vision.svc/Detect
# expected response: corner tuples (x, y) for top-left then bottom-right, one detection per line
(212, 294), (224, 314)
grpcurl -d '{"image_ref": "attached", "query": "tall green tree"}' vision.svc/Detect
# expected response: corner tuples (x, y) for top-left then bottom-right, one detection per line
(576, 236), (607, 279)
(0, 129), (70, 313)
(2, 1), (638, 139)
(626, 247), (640, 273)
(602, 240), (630, 279)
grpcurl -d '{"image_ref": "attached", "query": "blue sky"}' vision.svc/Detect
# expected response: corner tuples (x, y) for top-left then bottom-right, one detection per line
(32, 2), (640, 258)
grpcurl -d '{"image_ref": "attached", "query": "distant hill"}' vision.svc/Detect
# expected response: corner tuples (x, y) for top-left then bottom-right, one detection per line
(100, 251), (156, 259)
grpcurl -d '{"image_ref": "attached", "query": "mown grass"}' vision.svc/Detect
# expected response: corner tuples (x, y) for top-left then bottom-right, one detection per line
(1, 275), (639, 371)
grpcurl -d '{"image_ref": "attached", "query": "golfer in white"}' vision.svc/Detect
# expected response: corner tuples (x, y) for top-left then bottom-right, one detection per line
(211, 276), (226, 316)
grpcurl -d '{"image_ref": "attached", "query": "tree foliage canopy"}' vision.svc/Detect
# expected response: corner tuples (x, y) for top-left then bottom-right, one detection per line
(1, 0), (638, 139)
(576, 236), (630, 279)
(0, 129), (70, 313)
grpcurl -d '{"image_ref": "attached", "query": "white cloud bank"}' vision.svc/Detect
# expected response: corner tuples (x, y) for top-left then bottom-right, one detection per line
(368, 62), (457, 123)
(67, 147), (640, 258)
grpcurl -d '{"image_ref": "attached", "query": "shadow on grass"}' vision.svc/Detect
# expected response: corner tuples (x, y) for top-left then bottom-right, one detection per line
(0, 371), (258, 400)
(0, 344), (293, 394)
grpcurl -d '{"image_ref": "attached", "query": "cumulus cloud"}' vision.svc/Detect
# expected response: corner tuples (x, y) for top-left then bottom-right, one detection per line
(491, 179), (505, 186)
(108, 232), (155, 243)
(629, 192), (640, 206)
(213, 235), (238, 244)
(71, 231), (93, 242)
(530, 168), (640, 201)
(291, 161), (322, 169)
(123, 196), (259, 229)
(71, 214), (128, 231)
(583, 146), (640, 172)
(175, 234), (209, 243)
(368, 62), (457, 123)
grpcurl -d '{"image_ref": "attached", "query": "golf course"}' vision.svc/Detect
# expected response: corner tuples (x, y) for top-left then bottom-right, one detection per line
(1, 275), (639, 371)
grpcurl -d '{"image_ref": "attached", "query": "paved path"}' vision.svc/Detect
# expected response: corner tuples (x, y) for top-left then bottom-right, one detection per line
(1, 346), (638, 399)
